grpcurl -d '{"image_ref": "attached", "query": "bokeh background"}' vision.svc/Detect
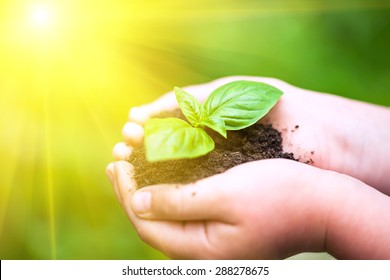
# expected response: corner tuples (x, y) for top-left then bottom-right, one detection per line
(0, 0), (389, 259)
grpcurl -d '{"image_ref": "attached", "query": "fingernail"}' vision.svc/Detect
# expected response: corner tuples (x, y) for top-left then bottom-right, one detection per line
(132, 191), (151, 214)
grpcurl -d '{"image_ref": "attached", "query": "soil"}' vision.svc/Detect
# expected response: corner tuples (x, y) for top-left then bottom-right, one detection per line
(129, 109), (297, 188)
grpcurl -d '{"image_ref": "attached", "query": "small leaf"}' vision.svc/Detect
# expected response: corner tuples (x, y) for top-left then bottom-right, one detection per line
(200, 115), (227, 138)
(175, 87), (203, 127)
(203, 80), (283, 130)
(144, 118), (214, 162)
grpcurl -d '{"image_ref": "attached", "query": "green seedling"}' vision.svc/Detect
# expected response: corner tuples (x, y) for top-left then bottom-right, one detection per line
(144, 80), (283, 162)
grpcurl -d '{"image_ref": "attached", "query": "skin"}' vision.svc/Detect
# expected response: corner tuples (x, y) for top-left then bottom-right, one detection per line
(106, 76), (390, 259)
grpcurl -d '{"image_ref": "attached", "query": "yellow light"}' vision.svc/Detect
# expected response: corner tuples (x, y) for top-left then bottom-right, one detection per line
(30, 4), (53, 28)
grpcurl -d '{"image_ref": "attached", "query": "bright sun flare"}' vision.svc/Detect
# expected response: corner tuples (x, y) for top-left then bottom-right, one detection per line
(30, 5), (53, 28)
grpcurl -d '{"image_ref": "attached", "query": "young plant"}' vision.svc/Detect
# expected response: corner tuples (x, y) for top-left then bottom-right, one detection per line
(144, 80), (283, 162)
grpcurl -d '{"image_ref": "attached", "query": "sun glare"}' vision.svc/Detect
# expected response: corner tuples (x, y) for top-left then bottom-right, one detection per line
(30, 5), (53, 28)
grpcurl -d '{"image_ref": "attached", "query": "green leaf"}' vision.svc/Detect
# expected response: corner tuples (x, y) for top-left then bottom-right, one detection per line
(203, 80), (283, 130)
(200, 115), (227, 138)
(144, 118), (214, 162)
(175, 87), (203, 127)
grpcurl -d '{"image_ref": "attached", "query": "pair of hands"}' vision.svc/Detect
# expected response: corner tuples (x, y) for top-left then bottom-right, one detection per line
(106, 76), (390, 259)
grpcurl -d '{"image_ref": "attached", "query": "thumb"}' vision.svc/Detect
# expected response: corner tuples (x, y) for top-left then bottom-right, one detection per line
(130, 174), (232, 222)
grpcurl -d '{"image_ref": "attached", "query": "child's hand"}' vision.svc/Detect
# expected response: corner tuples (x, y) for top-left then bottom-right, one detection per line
(106, 76), (390, 259)
(112, 76), (390, 193)
(106, 159), (390, 259)
(107, 159), (329, 259)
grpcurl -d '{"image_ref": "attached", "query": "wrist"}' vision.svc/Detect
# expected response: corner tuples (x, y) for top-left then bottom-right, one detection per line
(275, 163), (339, 258)
(327, 100), (390, 193)
(283, 164), (355, 257)
(319, 170), (390, 259)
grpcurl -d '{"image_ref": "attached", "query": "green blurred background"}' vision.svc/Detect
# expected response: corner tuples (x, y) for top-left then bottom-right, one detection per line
(0, 0), (389, 259)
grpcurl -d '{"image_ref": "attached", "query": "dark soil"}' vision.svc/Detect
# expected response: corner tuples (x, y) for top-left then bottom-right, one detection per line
(129, 109), (297, 187)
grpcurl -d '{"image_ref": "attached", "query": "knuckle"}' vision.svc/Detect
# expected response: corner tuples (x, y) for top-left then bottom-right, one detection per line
(156, 187), (187, 217)
(168, 191), (186, 217)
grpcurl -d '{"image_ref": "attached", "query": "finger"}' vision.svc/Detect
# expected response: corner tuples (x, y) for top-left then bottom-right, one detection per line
(114, 160), (138, 194)
(112, 142), (133, 161)
(113, 161), (214, 258)
(128, 82), (216, 124)
(112, 162), (185, 253)
(129, 76), (295, 123)
(122, 122), (144, 146)
(132, 220), (220, 259)
(130, 175), (233, 222)
(128, 106), (150, 125)
(113, 161), (137, 214)
(210, 75), (295, 92)
(105, 162), (123, 207)
(130, 217), (216, 259)
(128, 94), (178, 125)
(128, 95), (177, 124)
(127, 78), (242, 125)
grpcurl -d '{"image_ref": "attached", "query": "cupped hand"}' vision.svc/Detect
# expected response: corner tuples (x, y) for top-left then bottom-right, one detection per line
(113, 76), (390, 193)
(106, 76), (390, 259)
(106, 159), (334, 259)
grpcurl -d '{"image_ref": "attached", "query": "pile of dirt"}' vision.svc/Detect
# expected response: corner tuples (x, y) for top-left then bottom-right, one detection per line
(129, 110), (297, 187)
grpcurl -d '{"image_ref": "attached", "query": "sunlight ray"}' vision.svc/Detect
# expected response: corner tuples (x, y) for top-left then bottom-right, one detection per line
(43, 89), (57, 260)
(128, 0), (390, 22)
(0, 85), (34, 238)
